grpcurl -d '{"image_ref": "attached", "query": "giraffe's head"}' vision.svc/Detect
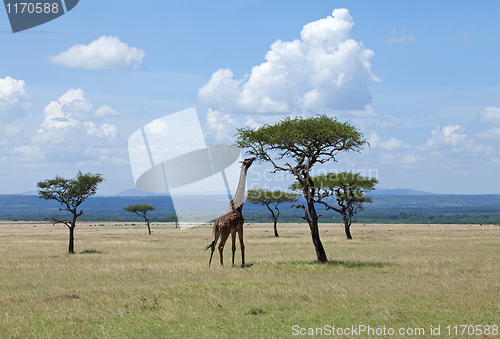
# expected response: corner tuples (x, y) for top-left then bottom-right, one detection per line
(240, 157), (256, 169)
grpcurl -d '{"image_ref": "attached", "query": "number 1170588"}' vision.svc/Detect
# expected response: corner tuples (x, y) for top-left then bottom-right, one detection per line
(446, 325), (498, 336)
(5, 2), (59, 14)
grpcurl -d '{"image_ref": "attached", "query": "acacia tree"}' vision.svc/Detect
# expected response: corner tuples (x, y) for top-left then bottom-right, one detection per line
(235, 115), (367, 263)
(290, 172), (378, 240)
(168, 214), (181, 228)
(37, 171), (104, 254)
(124, 204), (155, 234)
(247, 188), (298, 237)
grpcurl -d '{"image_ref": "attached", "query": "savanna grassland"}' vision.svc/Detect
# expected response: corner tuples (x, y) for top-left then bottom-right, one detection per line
(0, 221), (499, 338)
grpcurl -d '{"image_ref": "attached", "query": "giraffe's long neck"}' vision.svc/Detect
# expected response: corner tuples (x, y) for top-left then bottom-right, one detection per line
(228, 165), (249, 212)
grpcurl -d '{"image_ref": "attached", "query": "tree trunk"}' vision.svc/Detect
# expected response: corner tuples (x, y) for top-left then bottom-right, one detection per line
(68, 213), (78, 254)
(68, 225), (75, 254)
(309, 221), (328, 262)
(267, 206), (279, 237)
(307, 201), (328, 263)
(342, 213), (352, 240)
(140, 213), (151, 234)
(344, 222), (352, 240)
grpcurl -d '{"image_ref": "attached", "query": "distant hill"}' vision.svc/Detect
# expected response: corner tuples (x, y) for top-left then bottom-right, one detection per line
(19, 191), (38, 196)
(114, 189), (168, 197)
(369, 188), (438, 196)
(113, 188), (439, 197)
(114, 188), (231, 196)
(15, 188), (438, 197)
(1, 193), (499, 224)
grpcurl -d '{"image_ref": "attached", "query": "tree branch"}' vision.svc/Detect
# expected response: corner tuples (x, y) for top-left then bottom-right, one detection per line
(291, 203), (310, 222)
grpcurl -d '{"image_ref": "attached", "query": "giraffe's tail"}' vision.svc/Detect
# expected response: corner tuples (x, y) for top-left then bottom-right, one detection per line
(204, 240), (216, 251)
(205, 222), (219, 251)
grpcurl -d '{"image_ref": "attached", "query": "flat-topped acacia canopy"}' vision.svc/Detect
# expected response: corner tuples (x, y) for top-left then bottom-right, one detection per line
(235, 114), (366, 169)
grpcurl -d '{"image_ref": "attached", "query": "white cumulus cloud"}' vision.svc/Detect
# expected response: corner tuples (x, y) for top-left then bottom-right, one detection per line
(367, 122), (494, 170)
(37, 88), (119, 139)
(85, 121), (117, 138)
(475, 127), (500, 140)
(40, 88), (90, 130)
(95, 105), (120, 118)
(25, 88), (123, 164)
(244, 116), (262, 129)
(0, 76), (30, 103)
(206, 108), (239, 142)
(49, 35), (145, 71)
(424, 124), (465, 148)
(423, 124), (491, 157)
(38, 89), (121, 139)
(198, 8), (380, 115)
(477, 106), (500, 125)
(0, 76), (31, 124)
(379, 137), (410, 150)
(367, 132), (380, 148)
(379, 153), (420, 166)
(146, 118), (170, 137)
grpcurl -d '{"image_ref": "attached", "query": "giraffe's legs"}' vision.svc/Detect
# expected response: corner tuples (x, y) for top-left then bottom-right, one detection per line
(208, 227), (220, 267)
(218, 231), (230, 267)
(208, 245), (216, 268)
(238, 227), (245, 267)
(231, 230), (236, 267)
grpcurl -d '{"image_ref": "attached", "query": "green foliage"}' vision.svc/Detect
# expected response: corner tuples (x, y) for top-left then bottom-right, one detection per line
(168, 214), (180, 221)
(290, 172), (378, 203)
(124, 204), (155, 214)
(247, 188), (299, 236)
(247, 189), (298, 205)
(235, 114), (367, 166)
(168, 214), (181, 227)
(291, 171), (378, 238)
(124, 204), (155, 234)
(37, 171), (104, 218)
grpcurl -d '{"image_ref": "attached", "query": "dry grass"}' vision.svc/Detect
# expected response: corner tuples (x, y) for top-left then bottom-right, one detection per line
(0, 221), (499, 338)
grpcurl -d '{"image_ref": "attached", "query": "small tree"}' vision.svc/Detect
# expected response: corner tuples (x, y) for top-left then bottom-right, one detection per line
(168, 214), (181, 228)
(290, 172), (378, 239)
(37, 171), (104, 254)
(247, 188), (298, 237)
(235, 115), (367, 263)
(124, 204), (155, 234)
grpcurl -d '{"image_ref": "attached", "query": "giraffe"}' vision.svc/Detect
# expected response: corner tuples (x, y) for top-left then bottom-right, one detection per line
(205, 157), (256, 267)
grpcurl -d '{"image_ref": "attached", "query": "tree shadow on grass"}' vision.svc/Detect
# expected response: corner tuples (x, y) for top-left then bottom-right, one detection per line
(227, 260), (391, 269)
(326, 260), (390, 268)
(277, 260), (391, 268)
(80, 249), (103, 254)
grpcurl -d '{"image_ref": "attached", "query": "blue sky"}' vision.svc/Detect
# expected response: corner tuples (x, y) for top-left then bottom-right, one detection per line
(0, 0), (499, 195)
